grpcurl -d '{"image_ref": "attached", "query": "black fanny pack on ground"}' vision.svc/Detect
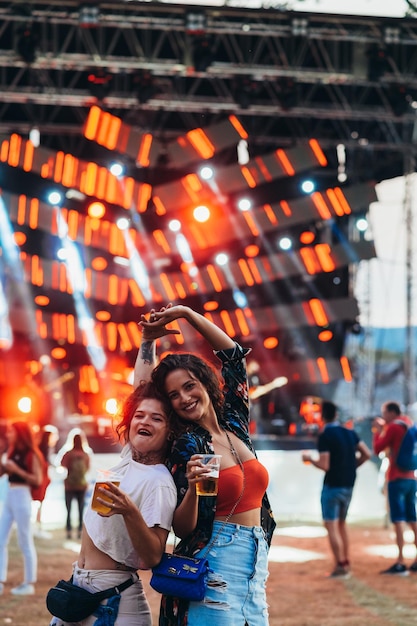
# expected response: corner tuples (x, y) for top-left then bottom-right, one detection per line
(46, 574), (137, 622)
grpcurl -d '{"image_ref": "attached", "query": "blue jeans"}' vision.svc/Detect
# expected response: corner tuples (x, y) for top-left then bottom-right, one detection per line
(388, 479), (417, 523)
(187, 522), (269, 626)
(321, 486), (353, 521)
(0, 484), (37, 583)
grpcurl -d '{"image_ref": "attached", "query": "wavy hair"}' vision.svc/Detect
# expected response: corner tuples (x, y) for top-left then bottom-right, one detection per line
(150, 353), (224, 421)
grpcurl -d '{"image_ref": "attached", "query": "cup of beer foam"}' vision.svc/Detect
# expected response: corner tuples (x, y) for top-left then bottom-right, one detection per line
(91, 469), (121, 514)
(195, 454), (222, 496)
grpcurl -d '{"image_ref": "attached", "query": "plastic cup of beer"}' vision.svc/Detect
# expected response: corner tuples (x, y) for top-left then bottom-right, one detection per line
(91, 469), (121, 514)
(195, 454), (222, 496)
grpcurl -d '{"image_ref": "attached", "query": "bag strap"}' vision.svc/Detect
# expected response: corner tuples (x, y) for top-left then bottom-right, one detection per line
(199, 430), (246, 559)
(70, 573), (138, 601)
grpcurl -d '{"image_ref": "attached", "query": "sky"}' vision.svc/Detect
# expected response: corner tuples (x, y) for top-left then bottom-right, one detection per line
(356, 175), (417, 329)
(145, 0), (410, 19)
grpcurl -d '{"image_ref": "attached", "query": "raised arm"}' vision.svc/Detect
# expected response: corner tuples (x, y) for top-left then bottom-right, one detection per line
(133, 304), (179, 387)
(141, 304), (235, 352)
(134, 304), (235, 388)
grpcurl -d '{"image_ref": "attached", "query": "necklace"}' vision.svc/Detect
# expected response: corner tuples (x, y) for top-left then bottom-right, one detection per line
(213, 430), (237, 457)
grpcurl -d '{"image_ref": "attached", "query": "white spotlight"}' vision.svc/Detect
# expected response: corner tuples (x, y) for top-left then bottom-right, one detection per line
(215, 253), (229, 266)
(47, 190), (63, 206)
(237, 198), (251, 212)
(200, 166), (214, 180)
(279, 236), (293, 251)
(237, 139), (249, 165)
(168, 219), (182, 232)
(110, 162), (125, 177)
(301, 180), (315, 194)
(29, 127), (40, 147)
(193, 205), (210, 223)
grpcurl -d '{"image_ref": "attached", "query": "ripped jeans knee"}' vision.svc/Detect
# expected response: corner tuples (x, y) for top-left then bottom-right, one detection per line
(186, 522), (269, 626)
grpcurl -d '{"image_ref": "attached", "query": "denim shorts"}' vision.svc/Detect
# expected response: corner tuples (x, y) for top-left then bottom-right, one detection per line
(388, 479), (417, 523)
(187, 521), (269, 626)
(321, 486), (353, 522)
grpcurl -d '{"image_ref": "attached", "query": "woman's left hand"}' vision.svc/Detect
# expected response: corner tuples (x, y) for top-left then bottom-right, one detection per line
(139, 304), (181, 340)
(185, 454), (212, 490)
(96, 481), (135, 518)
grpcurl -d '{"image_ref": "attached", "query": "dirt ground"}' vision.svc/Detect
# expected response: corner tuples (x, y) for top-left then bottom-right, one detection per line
(3, 520), (417, 626)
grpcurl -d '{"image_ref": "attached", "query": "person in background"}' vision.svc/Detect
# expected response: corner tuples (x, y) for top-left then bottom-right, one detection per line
(0, 420), (43, 596)
(49, 381), (180, 626)
(135, 303), (276, 626)
(373, 401), (417, 575)
(302, 400), (371, 579)
(59, 429), (92, 540)
(33, 425), (58, 538)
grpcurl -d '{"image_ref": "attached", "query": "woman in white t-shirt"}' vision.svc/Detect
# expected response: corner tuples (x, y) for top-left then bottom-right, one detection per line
(49, 381), (182, 626)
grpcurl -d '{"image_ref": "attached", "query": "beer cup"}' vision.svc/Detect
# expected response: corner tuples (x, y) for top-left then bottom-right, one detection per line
(195, 454), (222, 496)
(91, 469), (121, 514)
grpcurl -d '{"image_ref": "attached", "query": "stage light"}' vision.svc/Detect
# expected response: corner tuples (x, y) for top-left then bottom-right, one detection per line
(356, 217), (369, 232)
(278, 236), (293, 251)
(34, 295), (49, 306)
(292, 18), (308, 36)
(299, 230), (316, 245)
(57, 247), (67, 261)
(237, 139), (250, 165)
(116, 217), (130, 230)
(301, 179), (315, 194)
(384, 26), (400, 44)
(113, 256), (129, 267)
(200, 166), (214, 180)
(233, 289), (248, 308)
(237, 198), (251, 211)
(79, 2), (100, 27)
(168, 219), (181, 232)
(17, 396), (32, 414)
(185, 11), (207, 34)
(91, 257), (108, 270)
(87, 200), (105, 218)
(105, 398), (118, 415)
(215, 252), (228, 266)
(193, 205), (210, 223)
(109, 162), (125, 177)
(51, 347), (67, 359)
(245, 244), (259, 257)
(29, 127), (40, 147)
(264, 337), (279, 349)
(47, 190), (63, 205)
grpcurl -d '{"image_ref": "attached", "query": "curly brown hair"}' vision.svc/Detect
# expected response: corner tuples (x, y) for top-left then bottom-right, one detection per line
(150, 352), (224, 422)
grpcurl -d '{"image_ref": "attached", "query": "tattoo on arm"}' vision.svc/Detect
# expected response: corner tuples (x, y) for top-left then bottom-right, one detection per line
(140, 341), (155, 365)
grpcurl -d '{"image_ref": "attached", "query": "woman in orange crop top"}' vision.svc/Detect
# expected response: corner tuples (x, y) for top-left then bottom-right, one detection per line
(136, 303), (276, 626)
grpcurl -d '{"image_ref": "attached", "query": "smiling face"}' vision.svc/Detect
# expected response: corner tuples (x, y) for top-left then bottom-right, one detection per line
(165, 368), (214, 425)
(129, 397), (171, 463)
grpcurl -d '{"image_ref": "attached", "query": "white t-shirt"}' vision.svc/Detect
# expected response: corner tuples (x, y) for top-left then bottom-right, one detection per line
(84, 448), (176, 569)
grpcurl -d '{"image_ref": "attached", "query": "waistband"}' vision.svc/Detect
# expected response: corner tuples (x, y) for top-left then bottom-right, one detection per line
(73, 563), (140, 580)
(212, 520), (264, 537)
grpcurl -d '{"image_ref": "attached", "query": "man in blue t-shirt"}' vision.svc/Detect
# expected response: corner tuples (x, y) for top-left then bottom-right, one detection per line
(302, 401), (371, 578)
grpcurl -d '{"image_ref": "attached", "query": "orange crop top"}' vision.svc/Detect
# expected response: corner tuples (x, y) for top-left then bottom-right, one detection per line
(215, 458), (269, 517)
